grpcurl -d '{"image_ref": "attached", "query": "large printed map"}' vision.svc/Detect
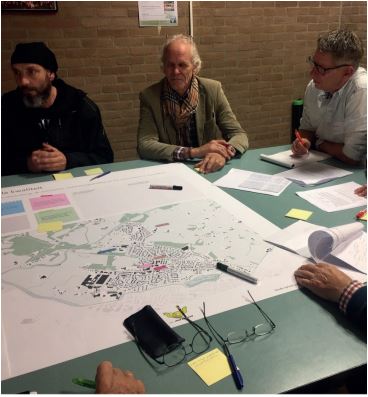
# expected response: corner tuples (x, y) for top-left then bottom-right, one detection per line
(2, 199), (271, 307)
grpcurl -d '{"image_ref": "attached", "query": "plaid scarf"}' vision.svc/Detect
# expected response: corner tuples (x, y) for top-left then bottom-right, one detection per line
(162, 77), (199, 147)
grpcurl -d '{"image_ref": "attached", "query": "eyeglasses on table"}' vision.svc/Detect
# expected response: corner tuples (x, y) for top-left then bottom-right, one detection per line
(200, 290), (276, 346)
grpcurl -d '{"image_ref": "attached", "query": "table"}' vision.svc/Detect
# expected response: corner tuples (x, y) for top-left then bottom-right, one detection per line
(2, 145), (366, 394)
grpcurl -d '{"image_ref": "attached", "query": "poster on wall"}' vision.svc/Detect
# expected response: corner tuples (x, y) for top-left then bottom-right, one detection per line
(138, 1), (178, 26)
(1, 1), (57, 11)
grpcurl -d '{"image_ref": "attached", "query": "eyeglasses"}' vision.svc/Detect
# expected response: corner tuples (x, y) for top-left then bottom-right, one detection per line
(227, 290), (276, 344)
(307, 56), (352, 76)
(200, 291), (276, 346)
(133, 308), (212, 367)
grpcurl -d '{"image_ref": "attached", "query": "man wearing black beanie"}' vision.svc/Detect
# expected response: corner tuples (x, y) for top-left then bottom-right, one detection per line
(2, 42), (114, 176)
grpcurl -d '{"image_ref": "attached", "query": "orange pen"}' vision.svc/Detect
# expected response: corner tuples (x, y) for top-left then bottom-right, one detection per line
(356, 209), (367, 219)
(295, 130), (308, 153)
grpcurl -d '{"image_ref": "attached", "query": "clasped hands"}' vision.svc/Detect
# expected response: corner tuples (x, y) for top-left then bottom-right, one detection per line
(191, 139), (236, 174)
(27, 143), (67, 173)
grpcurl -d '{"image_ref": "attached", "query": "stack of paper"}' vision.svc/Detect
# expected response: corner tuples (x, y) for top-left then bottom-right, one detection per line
(260, 149), (331, 168)
(277, 162), (352, 186)
(265, 221), (366, 274)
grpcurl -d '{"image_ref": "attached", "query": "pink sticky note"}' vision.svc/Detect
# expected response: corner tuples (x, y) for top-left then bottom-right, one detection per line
(30, 194), (70, 211)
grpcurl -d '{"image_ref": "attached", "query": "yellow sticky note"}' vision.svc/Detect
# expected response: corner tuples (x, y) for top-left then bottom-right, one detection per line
(188, 348), (231, 386)
(285, 208), (313, 221)
(53, 172), (74, 180)
(84, 167), (103, 176)
(37, 221), (63, 233)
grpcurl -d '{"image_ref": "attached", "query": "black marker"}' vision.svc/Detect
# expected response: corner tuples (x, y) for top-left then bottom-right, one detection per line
(149, 184), (183, 190)
(216, 262), (258, 284)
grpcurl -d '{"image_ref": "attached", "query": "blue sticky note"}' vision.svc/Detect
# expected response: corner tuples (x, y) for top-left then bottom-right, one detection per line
(2, 200), (25, 216)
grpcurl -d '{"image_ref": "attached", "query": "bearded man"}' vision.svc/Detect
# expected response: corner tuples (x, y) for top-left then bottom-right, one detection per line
(2, 42), (113, 176)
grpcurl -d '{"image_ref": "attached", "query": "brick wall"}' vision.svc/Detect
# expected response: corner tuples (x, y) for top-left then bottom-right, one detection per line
(2, 1), (366, 162)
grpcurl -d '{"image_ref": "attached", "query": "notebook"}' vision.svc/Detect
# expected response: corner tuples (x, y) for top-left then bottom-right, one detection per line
(260, 149), (331, 168)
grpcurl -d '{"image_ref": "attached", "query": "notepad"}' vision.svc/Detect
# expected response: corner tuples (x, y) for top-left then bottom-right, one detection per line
(53, 172), (73, 180)
(265, 221), (366, 274)
(260, 149), (331, 168)
(188, 348), (231, 386)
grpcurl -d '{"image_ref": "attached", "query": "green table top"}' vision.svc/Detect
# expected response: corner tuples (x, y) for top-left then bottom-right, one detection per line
(2, 145), (366, 394)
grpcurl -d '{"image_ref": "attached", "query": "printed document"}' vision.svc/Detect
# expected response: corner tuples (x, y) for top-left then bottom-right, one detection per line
(296, 181), (367, 211)
(260, 149), (331, 168)
(277, 162), (352, 186)
(265, 221), (366, 274)
(213, 168), (291, 196)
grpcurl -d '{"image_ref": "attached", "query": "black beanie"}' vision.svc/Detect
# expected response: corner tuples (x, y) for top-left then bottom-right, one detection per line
(11, 42), (58, 73)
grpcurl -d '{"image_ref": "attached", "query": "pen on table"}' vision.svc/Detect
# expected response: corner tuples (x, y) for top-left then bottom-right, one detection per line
(223, 343), (244, 390)
(356, 208), (367, 219)
(90, 170), (111, 181)
(216, 262), (258, 284)
(149, 184), (183, 190)
(295, 130), (309, 153)
(72, 377), (96, 389)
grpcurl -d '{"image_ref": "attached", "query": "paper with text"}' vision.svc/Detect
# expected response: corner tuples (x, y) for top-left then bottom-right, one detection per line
(296, 181), (367, 211)
(214, 168), (291, 196)
(266, 221), (366, 273)
(277, 162), (352, 186)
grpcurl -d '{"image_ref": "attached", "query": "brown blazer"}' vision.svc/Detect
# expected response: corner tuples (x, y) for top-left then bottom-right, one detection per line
(137, 77), (249, 161)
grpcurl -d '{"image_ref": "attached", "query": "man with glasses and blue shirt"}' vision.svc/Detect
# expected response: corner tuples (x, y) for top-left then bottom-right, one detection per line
(292, 29), (366, 165)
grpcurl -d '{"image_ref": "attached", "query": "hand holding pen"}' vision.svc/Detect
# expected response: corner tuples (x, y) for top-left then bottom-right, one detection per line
(292, 130), (310, 156)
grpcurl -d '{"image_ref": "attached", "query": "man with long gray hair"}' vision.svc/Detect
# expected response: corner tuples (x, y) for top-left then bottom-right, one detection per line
(137, 34), (248, 174)
(292, 29), (366, 165)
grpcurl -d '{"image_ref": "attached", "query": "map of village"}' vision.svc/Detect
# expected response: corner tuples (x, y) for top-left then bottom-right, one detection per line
(2, 199), (272, 306)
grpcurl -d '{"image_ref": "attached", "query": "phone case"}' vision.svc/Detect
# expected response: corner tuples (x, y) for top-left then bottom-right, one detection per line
(123, 305), (185, 358)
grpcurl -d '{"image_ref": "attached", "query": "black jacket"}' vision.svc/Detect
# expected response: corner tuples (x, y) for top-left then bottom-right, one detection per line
(1, 79), (113, 176)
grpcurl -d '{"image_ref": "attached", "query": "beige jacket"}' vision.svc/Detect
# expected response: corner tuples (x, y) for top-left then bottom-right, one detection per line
(137, 77), (248, 161)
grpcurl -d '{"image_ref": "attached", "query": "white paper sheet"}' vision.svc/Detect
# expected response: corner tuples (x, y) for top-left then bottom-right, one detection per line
(266, 220), (366, 273)
(213, 168), (291, 196)
(260, 149), (331, 168)
(277, 162), (352, 186)
(296, 181), (367, 211)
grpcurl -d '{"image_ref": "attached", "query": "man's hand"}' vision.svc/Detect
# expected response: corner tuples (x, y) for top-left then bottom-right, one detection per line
(291, 137), (311, 155)
(95, 361), (145, 394)
(195, 152), (226, 174)
(27, 143), (67, 173)
(191, 140), (235, 160)
(294, 263), (352, 302)
(355, 184), (367, 198)
(317, 140), (360, 165)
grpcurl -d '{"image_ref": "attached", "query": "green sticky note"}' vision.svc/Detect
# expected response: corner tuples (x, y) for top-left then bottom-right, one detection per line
(286, 208), (313, 221)
(84, 167), (103, 176)
(53, 172), (74, 180)
(35, 207), (79, 224)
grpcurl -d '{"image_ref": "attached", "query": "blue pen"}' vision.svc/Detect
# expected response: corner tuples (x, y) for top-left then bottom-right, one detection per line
(90, 171), (111, 181)
(224, 343), (244, 390)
